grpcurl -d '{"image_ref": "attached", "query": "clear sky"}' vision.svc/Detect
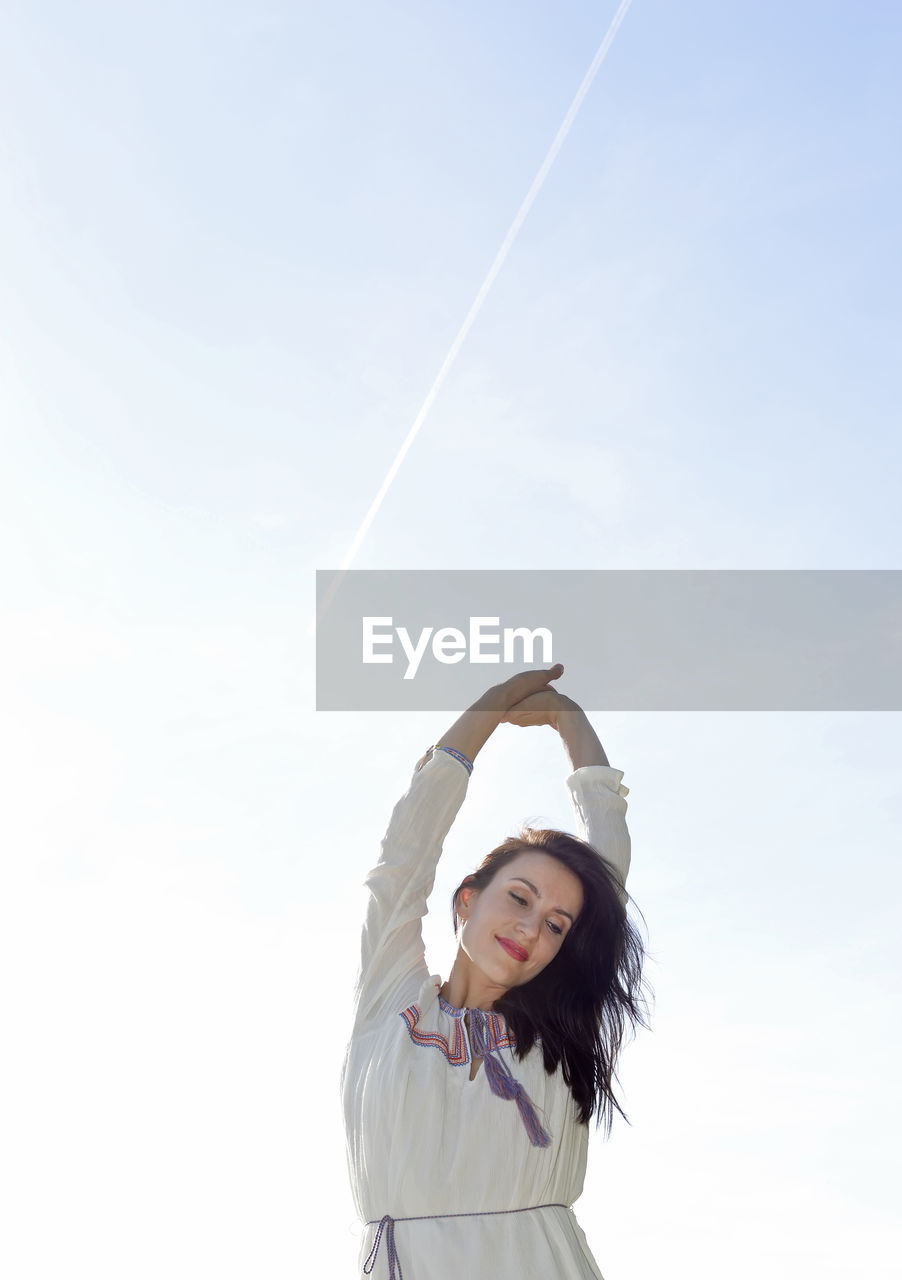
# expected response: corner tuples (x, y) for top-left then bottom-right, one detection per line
(2, 2), (900, 1278)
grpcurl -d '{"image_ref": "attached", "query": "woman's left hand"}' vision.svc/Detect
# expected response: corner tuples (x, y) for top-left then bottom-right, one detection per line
(502, 688), (571, 729)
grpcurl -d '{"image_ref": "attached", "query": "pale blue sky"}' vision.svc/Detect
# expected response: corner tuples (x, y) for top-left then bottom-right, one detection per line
(2, 3), (900, 1278)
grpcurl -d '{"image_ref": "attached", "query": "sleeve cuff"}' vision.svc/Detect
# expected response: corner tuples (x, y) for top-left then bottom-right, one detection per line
(565, 764), (629, 797)
(413, 745), (473, 780)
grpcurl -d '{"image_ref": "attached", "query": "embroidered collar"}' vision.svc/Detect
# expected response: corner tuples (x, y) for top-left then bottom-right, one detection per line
(399, 984), (551, 1147)
(400, 996), (514, 1063)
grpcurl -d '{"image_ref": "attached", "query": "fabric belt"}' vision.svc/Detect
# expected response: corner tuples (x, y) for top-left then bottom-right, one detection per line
(364, 1202), (569, 1279)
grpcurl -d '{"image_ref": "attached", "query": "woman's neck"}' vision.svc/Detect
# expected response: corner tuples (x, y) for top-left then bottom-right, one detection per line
(439, 947), (507, 1012)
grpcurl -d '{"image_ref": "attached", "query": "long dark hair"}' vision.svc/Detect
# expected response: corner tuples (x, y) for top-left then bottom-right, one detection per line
(451, 827), (650, 1133)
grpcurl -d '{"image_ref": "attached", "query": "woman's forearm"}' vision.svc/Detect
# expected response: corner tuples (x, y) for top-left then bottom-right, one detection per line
(431, 666), (566, 765)
(433, 686), (508, 763)
(555, 697), (610, 770)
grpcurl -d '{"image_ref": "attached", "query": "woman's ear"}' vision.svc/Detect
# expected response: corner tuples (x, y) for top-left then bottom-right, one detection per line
(457, 879), (477, 919)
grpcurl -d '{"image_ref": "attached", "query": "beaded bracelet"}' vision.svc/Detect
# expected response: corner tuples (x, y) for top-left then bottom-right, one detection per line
(426, 744), (474, 776)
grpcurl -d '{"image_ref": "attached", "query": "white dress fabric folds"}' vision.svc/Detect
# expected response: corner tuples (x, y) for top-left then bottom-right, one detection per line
(341, 747), (632, 1279)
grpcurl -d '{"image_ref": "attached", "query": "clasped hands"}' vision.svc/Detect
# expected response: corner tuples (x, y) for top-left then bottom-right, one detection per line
(482, 664), (583, 731)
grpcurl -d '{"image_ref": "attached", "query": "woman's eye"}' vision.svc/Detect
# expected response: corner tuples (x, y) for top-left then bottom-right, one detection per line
(509, 892), (527, 906)
(547, 921), (563, 936)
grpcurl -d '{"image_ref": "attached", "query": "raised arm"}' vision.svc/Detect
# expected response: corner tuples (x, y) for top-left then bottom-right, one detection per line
(503, 687), (631, 900)
(353, 747), (470, 1029)
(419, 663), (566, 768)
(355, 666), (567, 1028)
(554, 696), (610, 769)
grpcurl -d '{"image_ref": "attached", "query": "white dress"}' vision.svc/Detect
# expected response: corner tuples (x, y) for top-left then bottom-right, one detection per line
(341, 747), (632, 1279)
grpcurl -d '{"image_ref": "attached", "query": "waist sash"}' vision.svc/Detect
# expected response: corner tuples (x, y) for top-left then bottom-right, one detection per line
(364, 1202), (570, 1279)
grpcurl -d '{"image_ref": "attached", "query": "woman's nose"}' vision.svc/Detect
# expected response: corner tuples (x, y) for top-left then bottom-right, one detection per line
(517, 913), (541, 941)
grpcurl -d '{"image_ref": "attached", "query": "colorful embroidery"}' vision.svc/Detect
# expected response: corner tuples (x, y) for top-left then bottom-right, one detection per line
(437, 996), (514, 1049)
(399, 1000), (547, 1145)
(400, 1002), (468, 1064)
(400, 999), (515, 1063)
(487, 1011), (514, 1050)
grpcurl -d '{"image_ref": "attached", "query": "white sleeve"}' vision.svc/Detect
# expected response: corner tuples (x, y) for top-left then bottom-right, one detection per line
(565, 765), (632, 904)
(352, 748), (470, 1029)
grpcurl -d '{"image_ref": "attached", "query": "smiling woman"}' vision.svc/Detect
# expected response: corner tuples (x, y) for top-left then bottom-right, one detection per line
(445, 819), (640, 1130)
(340, 666), (650, 1279)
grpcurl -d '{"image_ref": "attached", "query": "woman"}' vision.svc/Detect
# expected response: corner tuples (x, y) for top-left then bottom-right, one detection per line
(341, 664), (648, 1279)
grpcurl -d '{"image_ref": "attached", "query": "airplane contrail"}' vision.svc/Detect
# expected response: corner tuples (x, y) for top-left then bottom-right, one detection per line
(310, 0), (635, 636)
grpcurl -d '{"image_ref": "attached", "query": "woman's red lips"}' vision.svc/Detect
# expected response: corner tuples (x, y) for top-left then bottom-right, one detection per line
(497, 937), (529, 962)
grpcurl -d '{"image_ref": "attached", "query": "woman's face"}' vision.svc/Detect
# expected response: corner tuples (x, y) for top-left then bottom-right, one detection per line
(457, 850), (584, 994)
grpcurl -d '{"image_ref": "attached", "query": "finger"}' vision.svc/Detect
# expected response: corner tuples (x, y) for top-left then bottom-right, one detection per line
(512, 663), (563, 691)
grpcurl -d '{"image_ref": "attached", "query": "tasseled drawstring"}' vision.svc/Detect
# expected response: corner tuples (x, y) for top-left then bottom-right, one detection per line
(467, 1009), (551, 1148)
